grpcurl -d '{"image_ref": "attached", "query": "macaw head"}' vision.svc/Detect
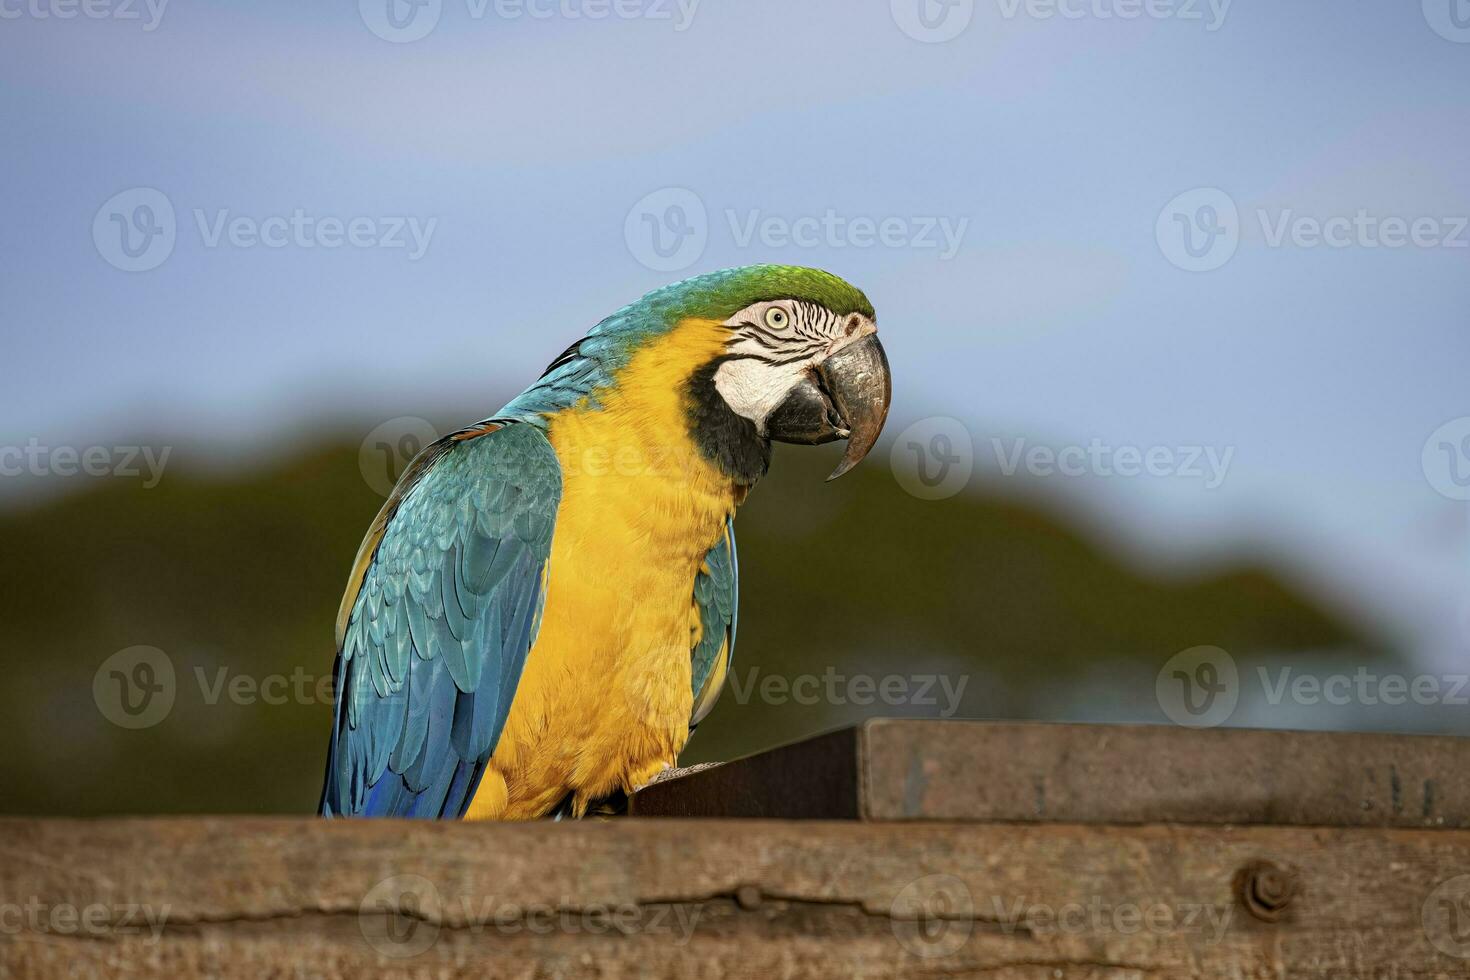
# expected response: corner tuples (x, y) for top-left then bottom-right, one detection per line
(643, 265), (892, 484)
(502, 265), (891, 486)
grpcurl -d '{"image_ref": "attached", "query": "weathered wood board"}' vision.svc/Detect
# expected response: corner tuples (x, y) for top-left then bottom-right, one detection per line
(630, 720), (1470, 827)
(3, 816), (1470, 978)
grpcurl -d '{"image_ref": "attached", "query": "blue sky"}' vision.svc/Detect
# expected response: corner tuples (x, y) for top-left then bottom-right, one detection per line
(2, 0), (1468, 670)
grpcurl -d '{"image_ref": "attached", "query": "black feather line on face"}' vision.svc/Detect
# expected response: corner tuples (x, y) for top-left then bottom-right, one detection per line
(766, 349), (824, 367)
(735, 304), (835, 363)
(684, 355), (771, 487)
(720, 333), (821, 367)
(744, 329), (787, 352)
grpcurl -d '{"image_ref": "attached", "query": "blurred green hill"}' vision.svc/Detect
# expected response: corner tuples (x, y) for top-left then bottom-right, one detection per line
(0, 433), (1392, 816)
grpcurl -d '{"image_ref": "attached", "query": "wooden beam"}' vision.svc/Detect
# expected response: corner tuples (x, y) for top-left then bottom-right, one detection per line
(3, 816), (1470, 978)
(631, 720), (1470, 826)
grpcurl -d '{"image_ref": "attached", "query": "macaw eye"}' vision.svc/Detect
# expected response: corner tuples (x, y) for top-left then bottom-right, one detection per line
(763, 307), (790, 330)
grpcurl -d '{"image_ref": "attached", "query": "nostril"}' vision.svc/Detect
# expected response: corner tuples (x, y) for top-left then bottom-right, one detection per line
(846, 315), (861, 337)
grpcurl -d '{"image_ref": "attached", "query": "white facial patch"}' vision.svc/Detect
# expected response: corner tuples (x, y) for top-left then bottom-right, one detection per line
(713, 357), (811, 433)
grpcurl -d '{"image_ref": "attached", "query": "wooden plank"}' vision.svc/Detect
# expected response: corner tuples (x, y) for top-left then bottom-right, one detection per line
(636, 727), (861, 819)
(631, 720), (1470, 827)
(2, 816), (1470, 978)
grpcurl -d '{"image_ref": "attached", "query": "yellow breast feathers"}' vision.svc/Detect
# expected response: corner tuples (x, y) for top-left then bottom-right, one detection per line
(466, 317), (738, 820)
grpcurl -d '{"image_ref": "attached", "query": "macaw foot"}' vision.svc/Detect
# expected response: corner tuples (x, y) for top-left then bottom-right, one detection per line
(547, 789), (629, 821)
(630, 762), (674, 793)
(544, 759), (690, 820)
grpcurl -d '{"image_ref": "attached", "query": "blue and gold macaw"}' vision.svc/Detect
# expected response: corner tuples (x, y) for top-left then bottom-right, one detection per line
(319, 265), (890, 820)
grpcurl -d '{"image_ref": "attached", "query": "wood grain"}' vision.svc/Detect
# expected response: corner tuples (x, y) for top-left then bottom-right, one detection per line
(631, 721), (1470, 828)
(3, 816), (1470, 978)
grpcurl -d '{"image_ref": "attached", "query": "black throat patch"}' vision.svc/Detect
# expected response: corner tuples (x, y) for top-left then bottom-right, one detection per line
(686, 356), (770, 487)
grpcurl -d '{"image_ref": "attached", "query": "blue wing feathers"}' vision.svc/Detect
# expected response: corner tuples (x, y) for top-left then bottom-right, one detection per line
(320, 423), (561, 819)
(689, 517), (738, 724)
(320, 411), (736, 817)
(727, 521), (739, 654)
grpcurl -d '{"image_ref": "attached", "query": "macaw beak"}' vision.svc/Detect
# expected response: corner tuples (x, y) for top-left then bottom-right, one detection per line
(765, 334), (892, 481)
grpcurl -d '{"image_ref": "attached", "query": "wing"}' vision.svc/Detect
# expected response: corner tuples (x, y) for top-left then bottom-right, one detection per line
(319, 422), (561, 819)
(689, 516), (737, 727)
